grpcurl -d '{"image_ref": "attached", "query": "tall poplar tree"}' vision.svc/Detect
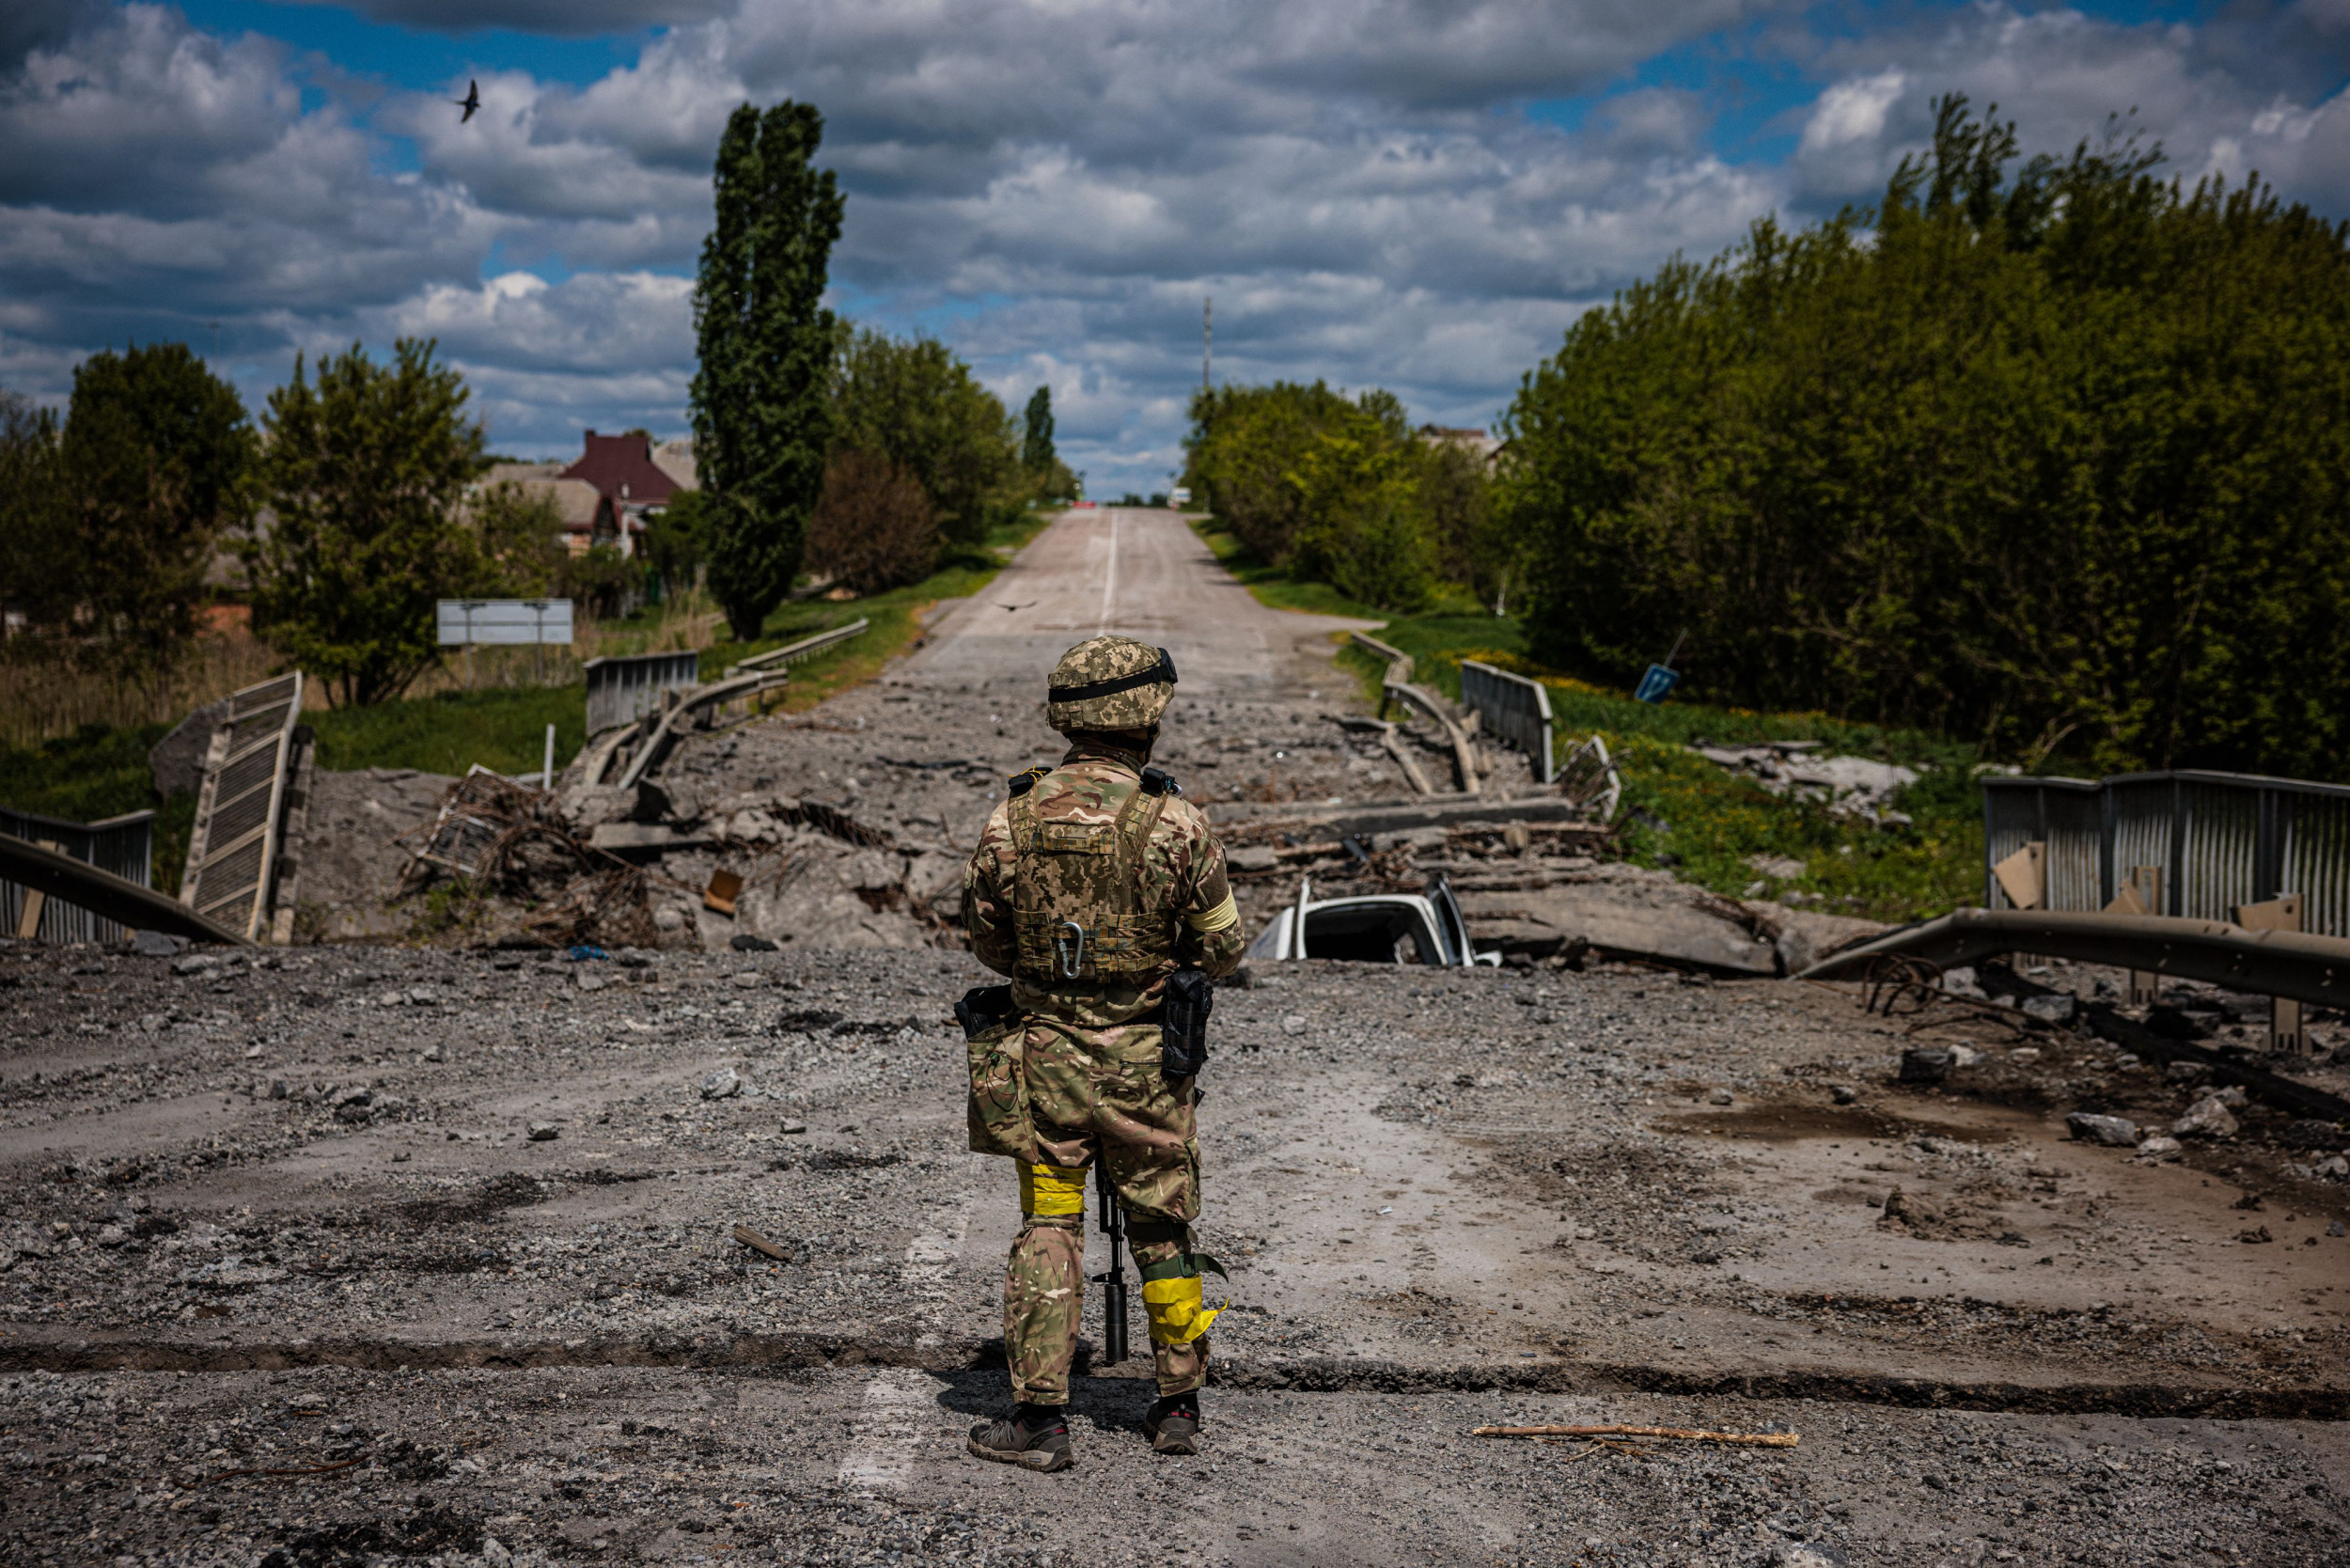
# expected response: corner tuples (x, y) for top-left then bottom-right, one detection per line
(691, 101), (845, 640)
(1021, 385), (1055, 474)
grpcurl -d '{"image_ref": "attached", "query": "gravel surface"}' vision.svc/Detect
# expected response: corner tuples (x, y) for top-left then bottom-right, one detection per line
(6, 510), (2348, 1564)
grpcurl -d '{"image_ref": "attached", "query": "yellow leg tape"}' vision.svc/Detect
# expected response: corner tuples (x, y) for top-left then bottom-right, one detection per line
(1141, 1274), (1223, 1346)
(1018, 1162), (1088, 1218)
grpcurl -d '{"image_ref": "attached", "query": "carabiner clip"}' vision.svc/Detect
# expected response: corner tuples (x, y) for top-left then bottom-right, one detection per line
(1053, 920), (1087, 980)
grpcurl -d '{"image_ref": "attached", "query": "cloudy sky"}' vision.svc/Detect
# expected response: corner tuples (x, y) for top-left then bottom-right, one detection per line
(3, 1), (2344, 494)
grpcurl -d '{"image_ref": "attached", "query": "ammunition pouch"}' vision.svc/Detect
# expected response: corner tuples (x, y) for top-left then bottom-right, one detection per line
(1161, 967), (1213, 1079)
(956, 984), (1036, 1161)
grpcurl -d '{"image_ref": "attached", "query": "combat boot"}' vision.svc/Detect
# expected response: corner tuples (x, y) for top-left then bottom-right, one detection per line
(968, 1403), (1074, 1472)
(1142, 1394), (1200, 1455)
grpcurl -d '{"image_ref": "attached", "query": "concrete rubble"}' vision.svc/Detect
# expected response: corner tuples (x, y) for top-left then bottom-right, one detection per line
(1690, 741), (1921, 825)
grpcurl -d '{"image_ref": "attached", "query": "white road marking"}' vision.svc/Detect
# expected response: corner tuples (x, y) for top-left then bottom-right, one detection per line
(902, 1189), (975, 1348)
(834, 1180), (981, 1492)
(1097, 509), (1119, 632)
(837, 1369), (946, 1492)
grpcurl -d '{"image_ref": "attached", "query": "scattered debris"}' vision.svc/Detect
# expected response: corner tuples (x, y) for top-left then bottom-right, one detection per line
(2173, 1096), (2240, 1140)
(704, 868), (743, 916)
(2067, 1113), (2140, 1148)
(526, 1121), (560, 1141)
(1691, 741), (1919, 823)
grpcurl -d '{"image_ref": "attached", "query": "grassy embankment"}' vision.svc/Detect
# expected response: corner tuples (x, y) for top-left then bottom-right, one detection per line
(1193, 518), (1982, 924)
(0, 508), (1063, 888)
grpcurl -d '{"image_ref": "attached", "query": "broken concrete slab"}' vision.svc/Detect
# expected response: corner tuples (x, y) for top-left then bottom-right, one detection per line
(1454, 870), (1780, 975)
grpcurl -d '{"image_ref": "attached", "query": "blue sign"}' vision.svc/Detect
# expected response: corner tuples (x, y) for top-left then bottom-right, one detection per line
(1634, 664), (1681, 704)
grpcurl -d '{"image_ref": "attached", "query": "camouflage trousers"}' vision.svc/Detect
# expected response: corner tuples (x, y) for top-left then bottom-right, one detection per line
(1002, 1016), (1211, 1404)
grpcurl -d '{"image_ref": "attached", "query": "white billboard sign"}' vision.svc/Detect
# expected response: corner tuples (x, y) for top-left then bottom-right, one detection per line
(436, 599), (574, 647)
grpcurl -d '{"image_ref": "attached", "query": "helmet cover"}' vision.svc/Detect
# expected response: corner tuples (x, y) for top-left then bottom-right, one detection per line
(1046, 635), (1178, 732)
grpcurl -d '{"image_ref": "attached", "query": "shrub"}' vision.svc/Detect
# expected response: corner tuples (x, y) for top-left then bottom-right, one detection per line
(805, 449), (940, 594)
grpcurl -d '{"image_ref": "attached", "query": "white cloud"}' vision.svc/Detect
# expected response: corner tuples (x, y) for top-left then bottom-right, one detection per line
(1800, 70), (1904, 154)
(4, 0), (2346, 492)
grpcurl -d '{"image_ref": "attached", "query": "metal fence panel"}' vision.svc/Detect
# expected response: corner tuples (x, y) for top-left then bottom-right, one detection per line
(1982, 777), (2100, 909)
(584, 651), (702, 736)
(1984, 769), (2350, 937)
(435, 599), (574, 646)
(0, 808), (155, 944)
(2281, 791), (2350, 942)
(1458, 660), (1555, 784)
(181, 671), (304, 941)
(2180, 780), (2260, 924)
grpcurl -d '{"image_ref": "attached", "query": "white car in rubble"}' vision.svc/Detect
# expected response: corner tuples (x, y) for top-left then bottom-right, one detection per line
(1245, 872), (1499, 967)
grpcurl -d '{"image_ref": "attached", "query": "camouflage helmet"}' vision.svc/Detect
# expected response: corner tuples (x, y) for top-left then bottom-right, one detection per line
(1046, 635), (1178, 732)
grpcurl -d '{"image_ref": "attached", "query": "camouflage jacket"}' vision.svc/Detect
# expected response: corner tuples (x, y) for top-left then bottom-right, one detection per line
(963, 739), (1246, 1028)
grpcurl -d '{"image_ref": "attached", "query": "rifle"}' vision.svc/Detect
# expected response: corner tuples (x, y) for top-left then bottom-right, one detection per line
(1092, 1161), (1131, 1367)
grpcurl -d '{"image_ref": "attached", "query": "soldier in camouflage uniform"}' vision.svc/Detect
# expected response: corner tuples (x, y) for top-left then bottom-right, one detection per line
(960, 635), (1247, 1472)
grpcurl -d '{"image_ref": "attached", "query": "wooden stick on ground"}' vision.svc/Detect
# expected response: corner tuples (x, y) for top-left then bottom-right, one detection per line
(1473, 1424), (1798, 1448)
(733, 1224), (790, 1261)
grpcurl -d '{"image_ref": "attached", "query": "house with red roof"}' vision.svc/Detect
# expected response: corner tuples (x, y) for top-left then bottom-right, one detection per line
(556, 431), (695, 557)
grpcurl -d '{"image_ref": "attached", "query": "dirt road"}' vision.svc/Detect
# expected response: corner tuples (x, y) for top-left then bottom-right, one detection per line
(4, 510), (2349, 1566)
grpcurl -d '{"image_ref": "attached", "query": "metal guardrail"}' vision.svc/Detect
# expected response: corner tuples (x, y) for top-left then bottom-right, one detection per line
(1983, 771), (2350, 937)
(1, 808), (155, 944)
(1801, 907), (2350, 1010)
(614, 667), (792, 791)
(732, 618), (869, 675)
(1460, 660), (1555, 785)
(1348, 631), (1413, 684)
(0, 833), (245, 946)
(584, 650), (702, 736)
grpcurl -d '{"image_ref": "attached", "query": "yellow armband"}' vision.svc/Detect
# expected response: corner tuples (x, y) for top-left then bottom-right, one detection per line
(1184, 892), (1238, 934)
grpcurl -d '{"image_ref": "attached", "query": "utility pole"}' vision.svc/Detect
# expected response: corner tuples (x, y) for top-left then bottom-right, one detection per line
(1202, 296), (1212, 394)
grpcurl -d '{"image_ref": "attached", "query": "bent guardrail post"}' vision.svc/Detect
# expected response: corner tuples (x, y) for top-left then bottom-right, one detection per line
(0, 835), (248, 947)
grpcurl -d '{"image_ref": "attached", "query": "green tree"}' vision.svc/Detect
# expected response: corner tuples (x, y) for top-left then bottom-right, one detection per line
(1418, 437), (1505, 610)
(691, 100), (845, 640)
(1181, 380), (1364, 564)
(831, 328), (1018, 546)
(1182, 380), (1440, 609)
(468, 480), (566, 597)
(556, 543), (638, 619)
(40, 345), (255, 682)
(1021, 384), (1056, 473)
(1498, 97), (2350, 777)
(0, 390), (67, 626)
(246, 338), (486, 709)
(640, 488), (709, 596)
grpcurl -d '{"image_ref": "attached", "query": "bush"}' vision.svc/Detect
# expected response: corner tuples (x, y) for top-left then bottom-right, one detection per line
(555, 543), (638, 619)
(805, 449), (939, 593)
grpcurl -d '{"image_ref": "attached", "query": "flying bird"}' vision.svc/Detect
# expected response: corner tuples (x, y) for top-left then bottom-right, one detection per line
(455, 79), (480, 123)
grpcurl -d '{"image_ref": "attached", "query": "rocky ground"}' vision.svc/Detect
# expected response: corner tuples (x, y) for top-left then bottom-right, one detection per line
(8, 510), (2349, 1565)
(4, 936), (2347, 1567)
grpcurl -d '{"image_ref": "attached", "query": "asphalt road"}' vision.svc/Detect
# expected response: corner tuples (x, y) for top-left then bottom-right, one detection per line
(905, 505), (1374, 699)
(3, 510), (2348, 1566)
